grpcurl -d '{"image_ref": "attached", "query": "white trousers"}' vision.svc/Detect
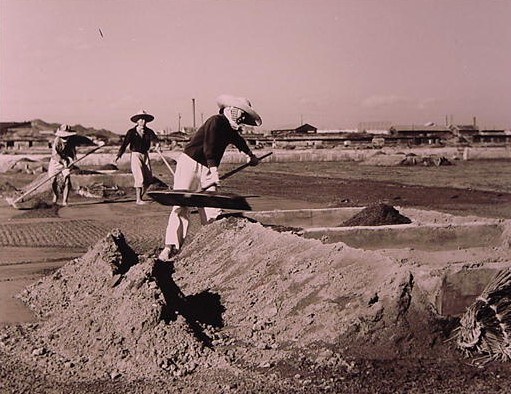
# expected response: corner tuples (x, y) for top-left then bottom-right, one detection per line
(130, 152), (152, 188)
(164, 153), (221, 249)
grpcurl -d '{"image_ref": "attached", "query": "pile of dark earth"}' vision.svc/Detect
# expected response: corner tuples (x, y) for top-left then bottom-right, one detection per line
(341, 203), (412, 226)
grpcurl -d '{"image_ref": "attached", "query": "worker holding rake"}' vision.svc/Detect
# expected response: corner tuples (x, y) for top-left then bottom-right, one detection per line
(48, 124), (79, 206)
(158, 94), (261, 262)
(116, 110), (160, 205)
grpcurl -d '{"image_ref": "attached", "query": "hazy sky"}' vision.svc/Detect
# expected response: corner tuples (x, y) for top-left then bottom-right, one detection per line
(1, 0), (510, 133)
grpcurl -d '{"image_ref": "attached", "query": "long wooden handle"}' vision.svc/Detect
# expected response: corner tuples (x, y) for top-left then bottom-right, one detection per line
(200, 151), (273, 192)
(156, 148), (175, 176)
(12, 143), (105, 204)
(219, 151), (273, 180)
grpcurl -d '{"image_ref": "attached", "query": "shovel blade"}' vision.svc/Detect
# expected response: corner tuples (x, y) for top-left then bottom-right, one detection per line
(147, 191), (252, 211)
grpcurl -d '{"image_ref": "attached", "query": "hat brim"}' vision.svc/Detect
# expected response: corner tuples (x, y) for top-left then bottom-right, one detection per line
(216, 95), (262, 126)
(55, 130), (77, 138)
(240, 113), (260, 127)
(67, 134), (95, 146)
(131, 114), (154, 123)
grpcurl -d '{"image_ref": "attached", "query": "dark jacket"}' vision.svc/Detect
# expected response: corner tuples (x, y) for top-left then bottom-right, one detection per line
(184, 115), (251, 168)
(117, 127), (158, 158)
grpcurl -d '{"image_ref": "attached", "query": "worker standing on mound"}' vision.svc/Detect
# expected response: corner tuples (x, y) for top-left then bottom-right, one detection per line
(158, 94), (262, 262)
(48, 124), (79, 206)
(116, 110), (160, 205)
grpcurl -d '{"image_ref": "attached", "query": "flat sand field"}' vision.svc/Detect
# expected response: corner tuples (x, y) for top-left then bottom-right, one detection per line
(1, 149), (511, 393)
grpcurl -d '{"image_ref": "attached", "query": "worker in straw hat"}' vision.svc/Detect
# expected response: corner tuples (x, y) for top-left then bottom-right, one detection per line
(158, 94), (261, 262)
(116, 110), (160, 205)
(48, 124), (78, 206)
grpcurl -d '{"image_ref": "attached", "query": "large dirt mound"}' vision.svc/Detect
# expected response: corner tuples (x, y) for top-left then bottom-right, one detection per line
(13, 230), (228, 381)
(341, 203), (412, 226)
(6, 218), (456, 383)
(175, 218), (451, 362)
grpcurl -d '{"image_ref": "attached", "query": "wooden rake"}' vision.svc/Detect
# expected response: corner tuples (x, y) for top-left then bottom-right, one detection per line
(5, 142), (106, 209)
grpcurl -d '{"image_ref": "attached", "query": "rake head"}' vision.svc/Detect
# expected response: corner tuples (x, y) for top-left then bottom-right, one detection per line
(5, 196), (20, 209)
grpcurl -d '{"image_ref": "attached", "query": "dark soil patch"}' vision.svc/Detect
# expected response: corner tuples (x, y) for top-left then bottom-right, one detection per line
(75, 168), (100, 175)
(98, 163), (118, 171)
(341, 203), (412, 226)
(12, 201), (60, 218)
(224, 166), (511, 219)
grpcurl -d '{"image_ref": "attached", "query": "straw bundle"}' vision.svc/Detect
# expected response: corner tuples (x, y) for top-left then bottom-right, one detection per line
(454, 268), (511, 364)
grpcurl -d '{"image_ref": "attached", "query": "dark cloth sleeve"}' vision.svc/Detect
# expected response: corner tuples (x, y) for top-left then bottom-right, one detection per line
(230, 131), (252, 156)
(117, 129), (132, 158)
(202, 117), (223, 168)
(68, 143), (77, 162)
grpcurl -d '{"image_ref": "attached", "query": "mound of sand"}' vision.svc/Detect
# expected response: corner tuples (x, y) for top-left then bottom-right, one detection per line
(6, 218), (455, 383)
(341, 203), (412, 226)
(14, 230), (227, 380)
(175, 218), (447, 363)
(98, 163), (118, 171)
(6, 157), (47, 174)
(362, 153), (453, 167)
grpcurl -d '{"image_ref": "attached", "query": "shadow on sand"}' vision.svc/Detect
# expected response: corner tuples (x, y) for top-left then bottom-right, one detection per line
(152, 260), (225, 346)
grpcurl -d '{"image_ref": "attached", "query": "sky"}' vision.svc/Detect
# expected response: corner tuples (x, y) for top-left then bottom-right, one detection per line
(1, 0), (510, 134)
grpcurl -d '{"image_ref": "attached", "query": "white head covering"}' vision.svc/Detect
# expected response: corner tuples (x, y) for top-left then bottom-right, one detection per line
(223, 107), (244, 130)
(216, 95), (262, 126)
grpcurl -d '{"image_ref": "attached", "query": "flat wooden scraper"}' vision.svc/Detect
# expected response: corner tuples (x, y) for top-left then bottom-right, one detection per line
(147, 190), (252, 210)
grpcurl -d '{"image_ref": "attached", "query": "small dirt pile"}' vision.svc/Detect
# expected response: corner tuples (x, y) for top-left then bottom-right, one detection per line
(98, 163), (118, 171)
(76, 183), (126, 199)
(341, 203), (412, 226)
(6, 157), (47, 174)
(400, 155), (453, 167)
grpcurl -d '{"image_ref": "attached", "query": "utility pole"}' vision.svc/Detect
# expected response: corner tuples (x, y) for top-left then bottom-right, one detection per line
(178, 113), (181, 131)
(192, 98), (196, 129)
